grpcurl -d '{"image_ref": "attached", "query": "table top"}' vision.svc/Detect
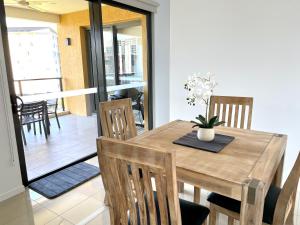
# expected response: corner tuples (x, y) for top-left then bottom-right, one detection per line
(128, 120), (287, 200)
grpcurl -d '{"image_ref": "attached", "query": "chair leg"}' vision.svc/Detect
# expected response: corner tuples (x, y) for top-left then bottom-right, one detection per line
(228, 217), (234, 225)
(33, 122), (36, 135)
(21, 126), (27, 146)
(138, 110), (143, 124)
(141, 107), (144, 120)
(194, 186), (201, 204)
(285, 192), (296, 225)
(55, 113), (61, 129)
(47, 117), (51, 127)
(177, 181), (184, 193)
(209, 204), (218, 225)
(42, 121), (48, 140)
(46, 114), (50, 135)
(27, 123), (31, 132)
(39, 121), (42, 134)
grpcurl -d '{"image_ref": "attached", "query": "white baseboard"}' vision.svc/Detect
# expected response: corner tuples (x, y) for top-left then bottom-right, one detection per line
(0, 185), (25, 202)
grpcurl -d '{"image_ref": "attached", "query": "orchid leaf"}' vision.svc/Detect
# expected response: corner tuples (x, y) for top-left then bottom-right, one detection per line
(195, 114), (207, 126)
(191, 120), (200, 125)
(214, 121), (225, 127)
(208, 116), (218, 128)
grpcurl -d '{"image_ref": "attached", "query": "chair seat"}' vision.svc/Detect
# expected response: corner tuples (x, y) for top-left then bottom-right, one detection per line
(207, 185), (281, 224)
(135, 192), (210, 225)
(21, 116), (43, 125)
(179, 197), (210, 225)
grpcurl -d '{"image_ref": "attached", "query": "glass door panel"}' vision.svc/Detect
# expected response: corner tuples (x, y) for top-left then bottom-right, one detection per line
(103, 27), (117, 86)
(4, 0), (100, 181)
(117, 23), (144, 85)
(101, 3), (151, 132)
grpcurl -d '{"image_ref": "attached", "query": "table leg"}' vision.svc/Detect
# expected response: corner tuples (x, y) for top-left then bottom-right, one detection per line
(273, 153), (285, 187)
(177, 181), (184, 193)
(104, 193), (109, 206)
(240, 179), (265, 225)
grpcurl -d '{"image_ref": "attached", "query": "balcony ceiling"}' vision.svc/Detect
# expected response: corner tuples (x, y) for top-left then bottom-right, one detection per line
(4, 0), (89, 15)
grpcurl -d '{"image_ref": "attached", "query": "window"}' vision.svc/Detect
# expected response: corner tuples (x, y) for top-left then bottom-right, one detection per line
(7, 21), (62, 97)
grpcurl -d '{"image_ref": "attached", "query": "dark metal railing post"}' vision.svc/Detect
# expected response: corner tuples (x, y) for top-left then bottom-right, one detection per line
(112, 25), (120, 85)
(59, 78), (65, 111)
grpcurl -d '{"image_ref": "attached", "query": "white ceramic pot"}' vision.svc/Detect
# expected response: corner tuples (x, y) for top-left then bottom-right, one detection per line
(197, 128), (215, 142)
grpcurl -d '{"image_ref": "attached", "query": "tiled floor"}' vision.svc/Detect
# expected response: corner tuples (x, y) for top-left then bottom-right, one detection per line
(1, 157), (299, 225)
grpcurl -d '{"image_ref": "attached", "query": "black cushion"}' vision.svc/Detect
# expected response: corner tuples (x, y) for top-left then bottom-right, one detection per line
(207, 185), (281, 224)
(179, 197), (210, 225)
(134, 192), (209, 225)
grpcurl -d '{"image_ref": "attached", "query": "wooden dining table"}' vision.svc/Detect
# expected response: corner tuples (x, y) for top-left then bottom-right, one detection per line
(127, 120), (287, 225)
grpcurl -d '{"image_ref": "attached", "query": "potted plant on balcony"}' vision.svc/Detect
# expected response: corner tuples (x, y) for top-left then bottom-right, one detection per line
(184, 72), (225, 141)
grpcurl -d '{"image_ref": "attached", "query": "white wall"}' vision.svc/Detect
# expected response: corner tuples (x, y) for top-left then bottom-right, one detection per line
(0, 27), (24, 202)
(152, 0), (170, 127)
(170, 0), (300, 179)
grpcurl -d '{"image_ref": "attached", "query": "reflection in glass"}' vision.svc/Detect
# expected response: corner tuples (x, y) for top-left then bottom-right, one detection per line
(103, 22), (145, 128)
(103, 27), (116, 86)
(117, 25), (143, 84)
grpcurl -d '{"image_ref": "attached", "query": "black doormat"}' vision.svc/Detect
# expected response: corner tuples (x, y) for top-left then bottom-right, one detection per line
(29, 162), (100, 199)
(173, 130), (235, 153)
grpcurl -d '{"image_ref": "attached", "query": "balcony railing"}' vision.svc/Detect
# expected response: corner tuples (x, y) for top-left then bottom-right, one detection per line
(14, 77), (65, 111)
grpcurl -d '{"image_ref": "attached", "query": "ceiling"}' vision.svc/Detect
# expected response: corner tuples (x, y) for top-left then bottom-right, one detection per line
(4, 0), (89, 15)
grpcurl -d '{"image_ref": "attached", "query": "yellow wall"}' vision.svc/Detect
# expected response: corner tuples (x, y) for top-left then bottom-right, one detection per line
(57, 6), (145, 116)
(57, 10), (90, 116)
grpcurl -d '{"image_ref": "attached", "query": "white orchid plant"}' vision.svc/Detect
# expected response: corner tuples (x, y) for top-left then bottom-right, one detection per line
(184, 72), (225, 129)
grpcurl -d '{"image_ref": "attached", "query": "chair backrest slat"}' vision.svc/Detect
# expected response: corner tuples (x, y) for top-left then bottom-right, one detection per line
(209, 96), (253, 129)
(97, 137), (182, 225)
(21, 101), (46, 117)
(100, 98), (137, 140)
(273, 152), (300, 225)
(132, 164), (148, 225)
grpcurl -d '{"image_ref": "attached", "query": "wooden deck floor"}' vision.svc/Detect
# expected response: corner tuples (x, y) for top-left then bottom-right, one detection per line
(24, 114), (144, 180)
(24, 114), (98, 180)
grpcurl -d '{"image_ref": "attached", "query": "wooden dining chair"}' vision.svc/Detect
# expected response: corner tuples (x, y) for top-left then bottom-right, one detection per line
(99, 98), (137, 140)
(97, 137), (210, 225)
(193, 96), (254, 204)
(209, 95), (254, 129)
(207, 152), (300, 225)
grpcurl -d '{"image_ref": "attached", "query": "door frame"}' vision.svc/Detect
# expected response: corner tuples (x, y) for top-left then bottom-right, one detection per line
(0, 0), (154, 186)
(0, 0), (28, 185)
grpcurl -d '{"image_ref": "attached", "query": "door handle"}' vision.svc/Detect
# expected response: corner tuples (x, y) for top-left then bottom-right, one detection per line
(11, 96), (23, 114)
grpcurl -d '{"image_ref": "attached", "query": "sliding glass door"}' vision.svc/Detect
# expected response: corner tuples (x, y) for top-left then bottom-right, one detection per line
(100, 3), (153, 131)
(103, 27), (118, 86)
(2, 0), (101, 183)
(0, 0), (153, 185)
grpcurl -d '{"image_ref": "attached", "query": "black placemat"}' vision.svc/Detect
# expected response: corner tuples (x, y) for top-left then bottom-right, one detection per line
(173, 130), (235, 153)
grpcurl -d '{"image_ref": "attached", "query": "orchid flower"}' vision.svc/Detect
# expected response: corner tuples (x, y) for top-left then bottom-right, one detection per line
(184, 72), (223, 128)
